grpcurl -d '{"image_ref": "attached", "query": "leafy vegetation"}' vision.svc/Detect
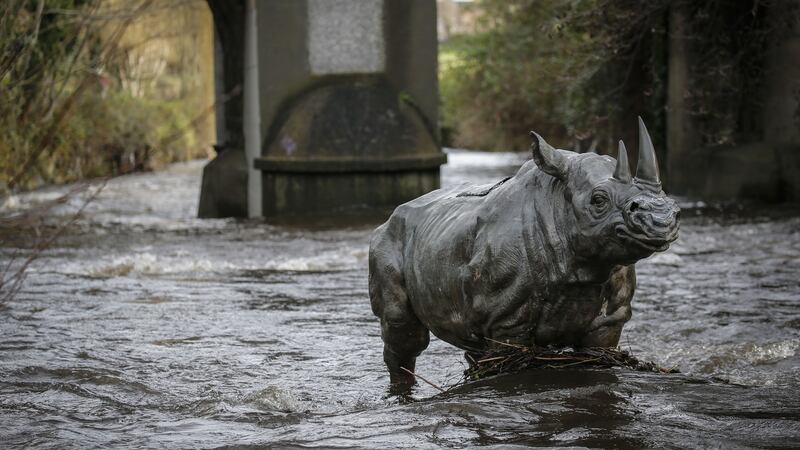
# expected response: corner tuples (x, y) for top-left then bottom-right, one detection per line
(0, 0), (212, 194)
(0, 0), (213, 304)
(439, 0), (779, 153)
(439, 0), (658, 151)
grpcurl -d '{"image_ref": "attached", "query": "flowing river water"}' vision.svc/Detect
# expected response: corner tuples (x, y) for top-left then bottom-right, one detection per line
(1, 151), (799, 448)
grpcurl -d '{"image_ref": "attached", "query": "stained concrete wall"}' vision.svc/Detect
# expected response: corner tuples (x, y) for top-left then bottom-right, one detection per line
(384, 0), (440, 140)
(255, 0), (439, 147)
(254, 0), (443, 219)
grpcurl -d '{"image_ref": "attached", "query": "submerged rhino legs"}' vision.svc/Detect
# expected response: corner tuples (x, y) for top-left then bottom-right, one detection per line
(369, 229), (430, 390)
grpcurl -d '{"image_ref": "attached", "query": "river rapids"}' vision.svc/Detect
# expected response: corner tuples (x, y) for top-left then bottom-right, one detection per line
(1, 151), (799, 448)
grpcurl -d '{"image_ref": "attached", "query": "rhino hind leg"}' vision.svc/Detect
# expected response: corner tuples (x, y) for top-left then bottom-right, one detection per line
(369, 250), (430, 390)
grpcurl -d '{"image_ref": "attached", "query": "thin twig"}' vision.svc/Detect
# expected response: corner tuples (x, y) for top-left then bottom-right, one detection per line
(0, 179), (107, 304)
(484, 337), (527, 349)
(532, 356), (582, 361)
(465, 353), (477, 365)
(476, 356), (508, 364)
(548, 357), (603, 368)
(400, 367), (446, 393)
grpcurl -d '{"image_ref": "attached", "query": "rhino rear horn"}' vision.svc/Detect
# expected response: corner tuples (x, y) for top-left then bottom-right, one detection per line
(530, 131), (568, 180)
(614, 140), (632, 183)
(635, 117), (660, 185)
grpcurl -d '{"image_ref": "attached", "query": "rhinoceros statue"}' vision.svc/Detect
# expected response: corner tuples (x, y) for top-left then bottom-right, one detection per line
(369, 118), (680, 387)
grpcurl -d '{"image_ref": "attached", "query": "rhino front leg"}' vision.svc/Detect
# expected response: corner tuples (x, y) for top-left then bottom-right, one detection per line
(369, 248), (430, 391)
(381, 299), (430, 390)
(369, 217), (432, 391)
(581, 265), (635, 347)
(582, 304), (632, 347)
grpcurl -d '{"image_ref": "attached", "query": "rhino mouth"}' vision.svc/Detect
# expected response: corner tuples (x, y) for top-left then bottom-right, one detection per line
(615, 225), (677, 252)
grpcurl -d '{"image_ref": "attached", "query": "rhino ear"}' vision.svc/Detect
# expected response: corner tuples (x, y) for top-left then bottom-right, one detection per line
(530, 131), (568, 180)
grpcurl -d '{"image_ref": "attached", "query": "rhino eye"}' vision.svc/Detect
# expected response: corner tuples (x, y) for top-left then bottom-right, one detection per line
(591, 192), (609, 207)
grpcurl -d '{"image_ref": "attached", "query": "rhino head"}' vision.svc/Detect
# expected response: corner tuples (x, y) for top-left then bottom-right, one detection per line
(530, 118), (680, 266)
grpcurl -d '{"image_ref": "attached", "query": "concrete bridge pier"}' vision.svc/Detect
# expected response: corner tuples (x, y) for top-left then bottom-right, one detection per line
(199, 0), (444, 220)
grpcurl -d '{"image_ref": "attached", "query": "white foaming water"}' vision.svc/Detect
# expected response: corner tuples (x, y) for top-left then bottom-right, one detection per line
(657, 339), (800, 386)
(80, 253), (235, 278)
(2, 160), (211, 231)
(1, 189), (66, 210)
(55, 243), (369, 279)
(238, 386), (303, 413)
(444, 149), (529, 167)
(88, 214), (232, 232)
(259, 246), (368, 272)
(646, 251), (684, 266)
(724, 339), (800, 386)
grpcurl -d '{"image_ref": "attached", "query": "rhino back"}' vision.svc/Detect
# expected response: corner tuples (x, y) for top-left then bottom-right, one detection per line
(387, 177), (534, 349)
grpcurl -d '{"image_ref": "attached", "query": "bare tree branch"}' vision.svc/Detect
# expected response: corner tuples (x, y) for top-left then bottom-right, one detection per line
(0, 179), (107, 305)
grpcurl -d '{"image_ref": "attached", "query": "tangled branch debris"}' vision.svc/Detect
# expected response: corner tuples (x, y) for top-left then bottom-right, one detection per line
(463, 339), (679, 382)
(399, 338), (680, 396)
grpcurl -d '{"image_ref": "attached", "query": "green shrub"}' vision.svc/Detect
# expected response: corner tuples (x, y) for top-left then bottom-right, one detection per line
(440, 0), (778, 155)
(48, 91), (197, 183)
(439, 0), (669, 152)
(0, 0), (211, 193)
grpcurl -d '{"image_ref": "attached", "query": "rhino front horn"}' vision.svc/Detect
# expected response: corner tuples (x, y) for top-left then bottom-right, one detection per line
(614, 140), (632, 183)
(635, 117), (660, 185)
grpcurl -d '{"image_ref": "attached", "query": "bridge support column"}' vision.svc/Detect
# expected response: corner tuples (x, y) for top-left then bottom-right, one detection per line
(243, 0), (262, 217)
(200, 0), (444, 220)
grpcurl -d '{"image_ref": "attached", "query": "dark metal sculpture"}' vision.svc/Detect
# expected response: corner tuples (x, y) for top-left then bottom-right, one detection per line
(369, 118), (680, 387)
